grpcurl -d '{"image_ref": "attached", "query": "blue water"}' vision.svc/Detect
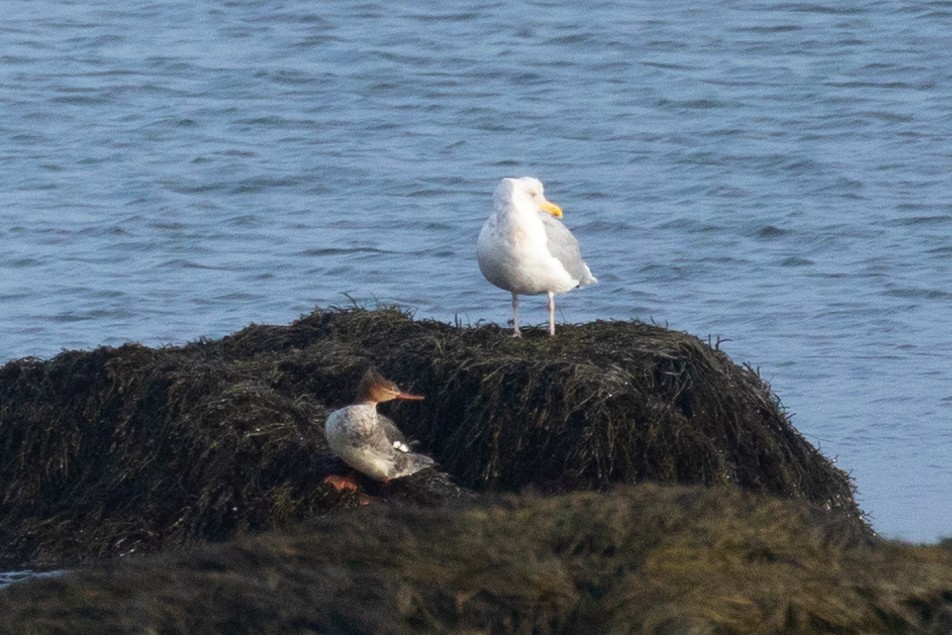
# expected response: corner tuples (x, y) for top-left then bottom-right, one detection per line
(1, 1), (950, 542)
(0, 569), (62, 590)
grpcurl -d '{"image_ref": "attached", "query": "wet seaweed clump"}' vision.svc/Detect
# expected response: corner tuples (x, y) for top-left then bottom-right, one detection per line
(1, 486), (949, 634)
(0, 307), (865, 564)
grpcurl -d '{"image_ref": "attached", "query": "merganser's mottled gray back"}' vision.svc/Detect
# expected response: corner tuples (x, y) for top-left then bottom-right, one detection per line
(323, 370), (434, 481)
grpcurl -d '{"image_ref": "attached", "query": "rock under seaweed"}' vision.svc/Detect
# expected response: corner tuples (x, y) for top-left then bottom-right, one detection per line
(0, 486), (948, 635)
(0, 307), (865, 565)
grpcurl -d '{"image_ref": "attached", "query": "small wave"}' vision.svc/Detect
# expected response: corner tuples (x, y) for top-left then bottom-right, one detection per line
(883, 288), (952, 301)
(49, 94), (110, 106)
(157, 259), (228, 270)
(889, 215), (952, 227)
(775, 3), (867, 15)
(0, 569), (64, 590)
(734, 25), (803, 34)
(296, 247), (395, 257)
(754, 225), (789, 239)
(780, 257), (814, 267)
(230, 177), (302, 194)
(656, 98), (730, 111)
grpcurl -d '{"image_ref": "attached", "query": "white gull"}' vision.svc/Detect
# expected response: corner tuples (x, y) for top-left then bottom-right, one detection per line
(476, 176), (597, 336)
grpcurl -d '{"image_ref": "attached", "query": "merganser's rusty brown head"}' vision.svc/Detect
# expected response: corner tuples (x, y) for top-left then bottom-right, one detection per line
(356, 368), (424, 405)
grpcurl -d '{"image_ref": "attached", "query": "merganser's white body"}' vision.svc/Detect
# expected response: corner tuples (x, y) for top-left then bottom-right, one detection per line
(324, 369), (434, 482)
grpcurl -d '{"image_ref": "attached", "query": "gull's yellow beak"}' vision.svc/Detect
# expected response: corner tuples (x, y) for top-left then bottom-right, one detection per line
(540, 199), (563, 218)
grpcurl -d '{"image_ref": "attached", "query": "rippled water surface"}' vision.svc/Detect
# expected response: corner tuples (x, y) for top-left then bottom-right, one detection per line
(2, 1), (950, 541)
(0, 568), (62, 590)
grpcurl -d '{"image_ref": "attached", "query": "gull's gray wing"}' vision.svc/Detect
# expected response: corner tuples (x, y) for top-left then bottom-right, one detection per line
(538, 212), (595, 284)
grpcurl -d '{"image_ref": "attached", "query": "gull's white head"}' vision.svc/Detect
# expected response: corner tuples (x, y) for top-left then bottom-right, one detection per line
(494, 176), (563, 219)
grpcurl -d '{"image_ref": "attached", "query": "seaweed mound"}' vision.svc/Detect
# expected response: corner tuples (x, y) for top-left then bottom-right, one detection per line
(0, 308), (863, 564)
(1, 486), (947, 635)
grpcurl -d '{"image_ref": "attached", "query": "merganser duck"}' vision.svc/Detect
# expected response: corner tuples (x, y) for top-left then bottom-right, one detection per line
(324, 368), (434, 489)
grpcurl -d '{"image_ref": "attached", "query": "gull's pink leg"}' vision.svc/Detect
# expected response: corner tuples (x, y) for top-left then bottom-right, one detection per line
(512, 292), (522, 337)
(547, 291), (556, 336)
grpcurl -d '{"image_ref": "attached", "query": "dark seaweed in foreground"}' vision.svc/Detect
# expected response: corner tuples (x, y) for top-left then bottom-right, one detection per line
(0, 307), (863, 564)
(0, 486), (948, 634)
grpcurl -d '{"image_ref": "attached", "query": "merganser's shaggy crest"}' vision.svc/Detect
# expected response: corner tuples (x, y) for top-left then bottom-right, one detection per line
(477, 177), (597, 336)
(324, 368), (434, 485)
